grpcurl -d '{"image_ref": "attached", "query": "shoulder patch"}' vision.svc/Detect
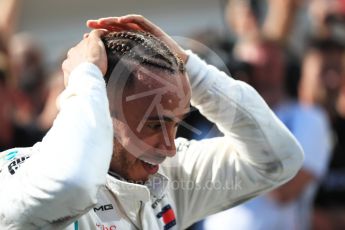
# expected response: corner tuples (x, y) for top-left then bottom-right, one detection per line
(7, 155), (31, 175)
(0, 148), (32, 174)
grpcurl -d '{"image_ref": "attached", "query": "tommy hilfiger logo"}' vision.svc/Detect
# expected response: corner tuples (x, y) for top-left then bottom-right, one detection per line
(156, 205), (176, 230)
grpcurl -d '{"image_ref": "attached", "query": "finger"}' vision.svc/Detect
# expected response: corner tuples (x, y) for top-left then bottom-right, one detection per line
(104, 24), (135, 31)
(97, 19), (141, 31)
(87, 21), (134, 32)
(97, 17), (121, 22)
(87, 17), (120, 28)
(86, 20), (98, 28)
(120, 23), (143, 31)
(89, 17), (144, 32)
(98, 25), (131, 32)
(87, 20), (107, 29)
(118, 14), (164, 35)
(98, 17), (120, 23)
(88, 16), (153, 34)
(88, 29), (109, 39)
(118, 15), (151, 31)
(87, 20), (108, 29)
(87, 17), (119, 23)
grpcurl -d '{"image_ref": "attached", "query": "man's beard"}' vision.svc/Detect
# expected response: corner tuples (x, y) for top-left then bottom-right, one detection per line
(110, 139), (133, 182)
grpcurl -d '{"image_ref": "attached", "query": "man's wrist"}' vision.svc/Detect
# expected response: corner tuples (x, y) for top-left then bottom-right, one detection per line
(58, 62), (105, 109)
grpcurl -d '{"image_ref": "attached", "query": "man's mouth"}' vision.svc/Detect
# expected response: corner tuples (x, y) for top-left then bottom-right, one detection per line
(140, 159), (159, 174)
(138, 153), (166, 175)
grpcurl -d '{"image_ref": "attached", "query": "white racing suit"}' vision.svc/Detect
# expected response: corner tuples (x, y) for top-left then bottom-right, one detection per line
(0, 51), (304, 230)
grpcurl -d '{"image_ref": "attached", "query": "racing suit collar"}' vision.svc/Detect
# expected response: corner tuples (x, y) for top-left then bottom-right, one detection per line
(106, 171), (169, 203)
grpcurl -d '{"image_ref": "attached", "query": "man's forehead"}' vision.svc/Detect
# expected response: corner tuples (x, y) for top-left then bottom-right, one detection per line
(132, 67), (182, 88)
(123, 67), (190, 100)
(120, 67), (191, 119)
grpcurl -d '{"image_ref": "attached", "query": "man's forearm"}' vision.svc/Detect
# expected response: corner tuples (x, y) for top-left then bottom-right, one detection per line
(0, 63), (113, 228)
(185, 50), (303, 184)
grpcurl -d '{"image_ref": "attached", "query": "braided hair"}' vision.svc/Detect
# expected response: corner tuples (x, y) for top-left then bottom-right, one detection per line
(102, 31), (185, 85)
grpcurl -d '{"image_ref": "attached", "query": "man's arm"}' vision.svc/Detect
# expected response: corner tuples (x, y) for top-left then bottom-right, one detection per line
(270, 106), (332, 204)
(0, 30), (113, 229)
(162, 51), (304, 227)
(87, 15), (304, 227)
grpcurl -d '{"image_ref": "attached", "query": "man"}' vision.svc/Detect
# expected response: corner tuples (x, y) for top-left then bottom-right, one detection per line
(0, 15), (303, 229)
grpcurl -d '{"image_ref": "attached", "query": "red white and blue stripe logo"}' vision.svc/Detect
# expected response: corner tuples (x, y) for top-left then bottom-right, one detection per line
(156, 204), (176, 230)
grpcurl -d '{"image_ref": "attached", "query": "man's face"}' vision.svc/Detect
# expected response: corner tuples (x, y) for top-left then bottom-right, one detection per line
(108, 67), (191, 183)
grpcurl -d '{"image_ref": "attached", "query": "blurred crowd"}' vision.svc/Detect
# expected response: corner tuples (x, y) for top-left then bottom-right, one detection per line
(0, 0), (64, 151)
(0, 0), (345, 229)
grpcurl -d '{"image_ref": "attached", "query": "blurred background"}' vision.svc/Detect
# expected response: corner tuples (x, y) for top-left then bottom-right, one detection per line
(18, 0), (226, 64)
(1, 0), (345, 229)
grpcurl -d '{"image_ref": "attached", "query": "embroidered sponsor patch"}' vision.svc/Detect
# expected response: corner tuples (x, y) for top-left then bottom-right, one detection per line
(8, 155), (30, 175)
(93, 204), (114, 213)
(156, 205), (176, 230)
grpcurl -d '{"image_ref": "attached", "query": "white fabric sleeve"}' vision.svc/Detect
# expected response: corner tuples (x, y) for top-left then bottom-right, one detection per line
(0, 63), (113, 229)
(163, 51), (304, 228)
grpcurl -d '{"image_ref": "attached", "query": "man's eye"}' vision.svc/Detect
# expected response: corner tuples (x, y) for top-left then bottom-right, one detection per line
(147, 123), (162, 130)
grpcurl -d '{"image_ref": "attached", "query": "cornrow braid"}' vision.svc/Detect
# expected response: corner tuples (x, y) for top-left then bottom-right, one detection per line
(102, 31), (185, 85)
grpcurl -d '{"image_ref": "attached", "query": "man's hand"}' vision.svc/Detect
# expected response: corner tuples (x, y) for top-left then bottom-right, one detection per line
(86, 15), (189, 63)
(62, 29), (108, 87)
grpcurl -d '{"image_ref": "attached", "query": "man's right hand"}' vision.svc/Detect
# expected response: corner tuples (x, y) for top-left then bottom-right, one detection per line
(62, 29), (108, 87)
